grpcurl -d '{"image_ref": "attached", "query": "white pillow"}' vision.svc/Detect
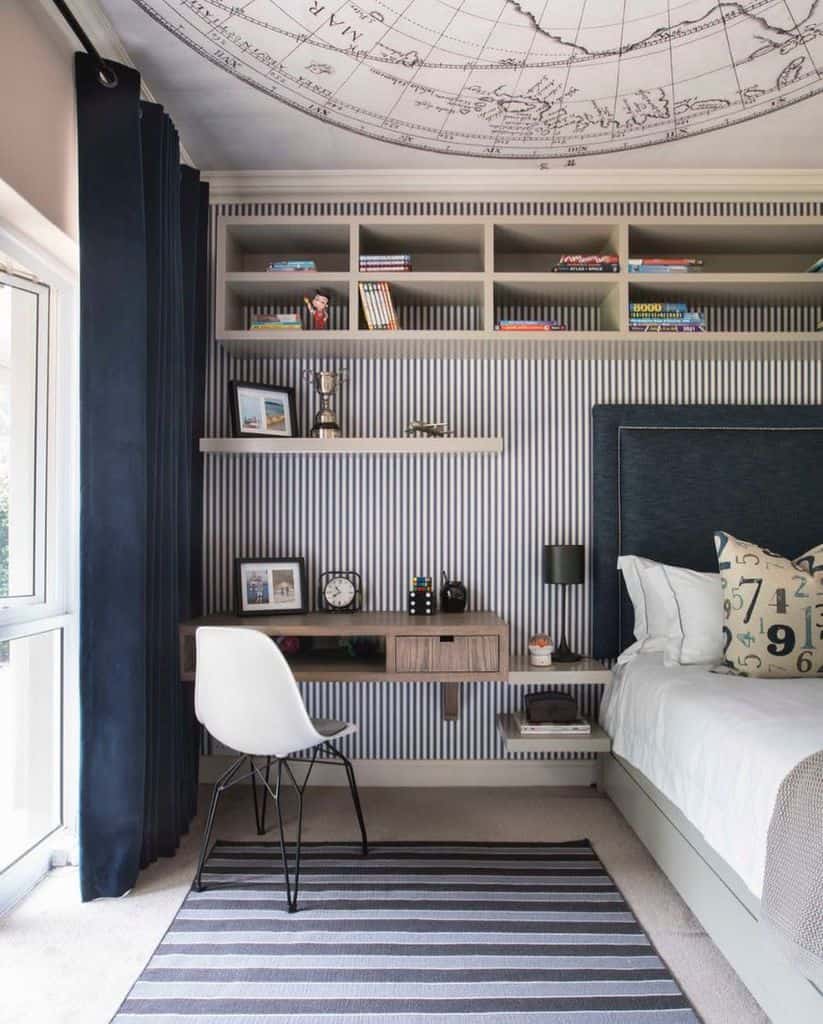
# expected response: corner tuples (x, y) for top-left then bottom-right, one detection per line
(616, 555), (678, 662)
(617, 556), (724, 667)
(657, 563), (724, 667)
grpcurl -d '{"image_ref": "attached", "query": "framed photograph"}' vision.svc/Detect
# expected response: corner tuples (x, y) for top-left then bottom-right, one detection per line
(229, 381), (299, 438)
(235, 557), (307, 616)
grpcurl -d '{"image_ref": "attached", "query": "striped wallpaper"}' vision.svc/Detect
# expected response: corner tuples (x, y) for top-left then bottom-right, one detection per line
(203, 199), (823, 761)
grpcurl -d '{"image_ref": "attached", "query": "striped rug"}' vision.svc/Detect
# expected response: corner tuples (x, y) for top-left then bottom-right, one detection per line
(113, 840), (701, 1022)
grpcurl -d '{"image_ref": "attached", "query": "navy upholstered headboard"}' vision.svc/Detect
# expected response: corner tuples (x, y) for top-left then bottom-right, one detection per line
(591, 405), (823, 661)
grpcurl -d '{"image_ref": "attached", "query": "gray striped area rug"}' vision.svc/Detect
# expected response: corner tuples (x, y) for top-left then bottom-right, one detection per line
(113, 840), (701, 1022)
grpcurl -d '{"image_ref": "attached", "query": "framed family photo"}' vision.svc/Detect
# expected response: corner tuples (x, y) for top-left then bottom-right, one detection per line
(235, 557), (307, 616)
(229, 381), (298, 438)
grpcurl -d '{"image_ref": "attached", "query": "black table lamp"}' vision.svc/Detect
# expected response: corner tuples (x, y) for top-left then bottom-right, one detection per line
(543, 544), (585, 662)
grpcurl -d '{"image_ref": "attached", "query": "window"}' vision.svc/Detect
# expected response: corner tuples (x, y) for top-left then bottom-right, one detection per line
(0, 271), (49, 607)
(0, 238), (76, 909)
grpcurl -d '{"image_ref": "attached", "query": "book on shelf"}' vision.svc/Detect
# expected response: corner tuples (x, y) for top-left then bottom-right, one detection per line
(629, 323), (706, 332)
(358, 281), (399, 330)
(496, 320), (567, 331)
(552, 263), (619, 273)
(628, 258), (703, 273)
(806, 257), (823, 273)
(629, 302), (689, 313)
(249, 313), (303, 330)
(556, 254), (619, 265)
(266, 260), (316, 272)
(512, 711), (592, 736)
(360, 254), (412, 272)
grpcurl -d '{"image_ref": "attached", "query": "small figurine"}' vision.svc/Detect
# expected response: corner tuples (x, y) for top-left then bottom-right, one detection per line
(528, 633), (554, 667)
(405, 420), (452, 437)
(304, 291), (329, 330)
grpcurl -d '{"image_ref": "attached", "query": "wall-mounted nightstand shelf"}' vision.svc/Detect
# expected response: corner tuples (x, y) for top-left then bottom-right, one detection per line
(496, 714), (612, 754)
(508, 655), (611, 684)
(199, 437), (503, 455)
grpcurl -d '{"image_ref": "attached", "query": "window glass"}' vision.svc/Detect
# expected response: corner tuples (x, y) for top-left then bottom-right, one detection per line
(0, 275), (42, 599)
(0, 629), (61, 872)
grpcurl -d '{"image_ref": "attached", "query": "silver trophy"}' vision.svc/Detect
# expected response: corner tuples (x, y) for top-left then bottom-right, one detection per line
(303, 369), (346, 438)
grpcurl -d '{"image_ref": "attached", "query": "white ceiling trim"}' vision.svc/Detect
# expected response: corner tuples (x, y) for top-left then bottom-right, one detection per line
(202, 168), (823, 203)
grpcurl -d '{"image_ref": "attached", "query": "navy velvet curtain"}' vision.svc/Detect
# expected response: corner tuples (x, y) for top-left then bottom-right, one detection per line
(76, 54), (209, 900)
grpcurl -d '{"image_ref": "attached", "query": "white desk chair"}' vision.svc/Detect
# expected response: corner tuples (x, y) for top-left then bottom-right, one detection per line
(193, 626), (368, 911)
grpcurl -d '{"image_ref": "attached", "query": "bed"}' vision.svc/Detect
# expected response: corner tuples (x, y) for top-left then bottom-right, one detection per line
(591, 404), (823, 1024)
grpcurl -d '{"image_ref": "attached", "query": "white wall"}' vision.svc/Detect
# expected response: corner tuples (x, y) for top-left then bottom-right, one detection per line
(0, 1), (78, 242)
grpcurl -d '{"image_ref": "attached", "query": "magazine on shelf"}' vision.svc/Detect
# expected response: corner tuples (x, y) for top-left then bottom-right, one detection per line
(512, 711), (592, 735)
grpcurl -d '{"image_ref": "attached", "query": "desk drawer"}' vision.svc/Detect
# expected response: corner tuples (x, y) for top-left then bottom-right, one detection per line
(395, 635), (499, 674)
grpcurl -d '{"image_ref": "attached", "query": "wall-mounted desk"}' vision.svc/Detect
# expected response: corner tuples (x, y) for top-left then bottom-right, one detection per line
(179, 612), (509, 721)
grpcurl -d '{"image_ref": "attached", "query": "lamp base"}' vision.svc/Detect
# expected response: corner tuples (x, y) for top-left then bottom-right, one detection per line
(552, 636), (581, 663)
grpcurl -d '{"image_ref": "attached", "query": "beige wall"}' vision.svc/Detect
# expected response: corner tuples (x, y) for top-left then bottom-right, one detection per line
(0, 1), (78, 240)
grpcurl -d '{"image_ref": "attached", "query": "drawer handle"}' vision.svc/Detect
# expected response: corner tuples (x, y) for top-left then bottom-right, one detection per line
(438, 636), (455, 643)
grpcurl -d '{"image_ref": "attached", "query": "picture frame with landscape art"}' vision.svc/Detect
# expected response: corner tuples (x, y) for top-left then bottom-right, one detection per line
(229, 381), (298, 438)
(235, 557), (308, 616)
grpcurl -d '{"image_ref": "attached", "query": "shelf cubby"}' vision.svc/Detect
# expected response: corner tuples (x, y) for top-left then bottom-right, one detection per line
(629, 223), (823, 275)
(224, 274), (351, 331)
(222, 219), (350, 273)
(494, 276), (623, 332)
(358, 276), (485, 332)
(359, 223), (485, 273)
(494, 222), (621, 273)
(629, 276), (823, 334)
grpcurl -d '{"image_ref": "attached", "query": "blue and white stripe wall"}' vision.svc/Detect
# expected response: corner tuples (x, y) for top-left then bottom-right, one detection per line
(203, 199), (823, 765)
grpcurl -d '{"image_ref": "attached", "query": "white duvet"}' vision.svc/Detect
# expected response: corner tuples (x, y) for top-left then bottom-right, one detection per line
(600, 653), (823, 898)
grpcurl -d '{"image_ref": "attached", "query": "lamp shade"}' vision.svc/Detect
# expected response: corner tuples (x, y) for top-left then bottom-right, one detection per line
(543, 544), (585, 585)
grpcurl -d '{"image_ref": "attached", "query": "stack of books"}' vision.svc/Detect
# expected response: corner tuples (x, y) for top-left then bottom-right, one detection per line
(552, 254), (619, 273)
(359, 281), (399, 329)
(360, 254), (412, 272)
(496, 320), (567, 331)
(512, 711), (592, 736)
(266, 259), (316, 272)
(629, 258), (703, 273)
(629, 302), (705, 332)
(806, 257), (823, 273)
(249, 312), (302, 330)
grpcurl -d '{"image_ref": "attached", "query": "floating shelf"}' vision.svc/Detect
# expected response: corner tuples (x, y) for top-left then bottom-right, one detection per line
(199, 436), (504, 455)
(497, 713), (612, 754)
(508, 656), (611, 684)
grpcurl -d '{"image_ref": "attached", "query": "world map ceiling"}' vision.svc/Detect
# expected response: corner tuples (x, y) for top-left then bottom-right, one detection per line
(127, 0), (823, 160)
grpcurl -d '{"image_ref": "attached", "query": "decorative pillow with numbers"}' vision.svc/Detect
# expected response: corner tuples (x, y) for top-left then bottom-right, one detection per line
(714, 531), (823, 678)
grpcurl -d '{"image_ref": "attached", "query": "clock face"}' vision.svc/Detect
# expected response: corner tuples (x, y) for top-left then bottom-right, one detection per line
(323, 575), (356, 609)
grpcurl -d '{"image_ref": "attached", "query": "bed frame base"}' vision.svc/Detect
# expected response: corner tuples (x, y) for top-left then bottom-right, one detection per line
(604, 753), (823, 1024)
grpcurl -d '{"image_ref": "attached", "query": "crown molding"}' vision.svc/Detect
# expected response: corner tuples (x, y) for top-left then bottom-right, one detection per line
(38, 0), (196, 167)
(202, 167), (823, 203)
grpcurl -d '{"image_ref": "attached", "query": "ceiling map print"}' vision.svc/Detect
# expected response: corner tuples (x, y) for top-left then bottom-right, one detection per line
(131, 0), (823, 158)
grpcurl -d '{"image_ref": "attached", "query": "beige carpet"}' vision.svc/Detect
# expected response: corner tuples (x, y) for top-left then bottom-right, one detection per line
(0, 785), (768, 1024)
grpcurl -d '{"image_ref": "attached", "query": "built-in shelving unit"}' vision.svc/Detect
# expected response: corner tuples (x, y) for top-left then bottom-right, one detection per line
(215, 216), (823, 358)
(199, 437), (503, 455)
(507, 656), (611, 685)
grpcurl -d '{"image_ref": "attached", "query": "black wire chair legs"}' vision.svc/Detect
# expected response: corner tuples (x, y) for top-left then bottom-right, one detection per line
(193, 744), (368, 912)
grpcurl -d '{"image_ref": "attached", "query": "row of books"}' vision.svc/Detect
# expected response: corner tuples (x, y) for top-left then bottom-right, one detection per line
(266, 260), (316, 272)
(360, 254), (412, 272)
(496, 320), (567, 331)
(359, 281), (399, 330)
(629, 258), (703, 273)
(250, 313), (303, 330)
(629, 301), (705, 332)
(512, 711), (592, 736)
(551, 254), (618, 273)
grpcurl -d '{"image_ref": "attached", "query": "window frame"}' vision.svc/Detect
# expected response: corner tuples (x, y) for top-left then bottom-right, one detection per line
(0, 269), (50, 612)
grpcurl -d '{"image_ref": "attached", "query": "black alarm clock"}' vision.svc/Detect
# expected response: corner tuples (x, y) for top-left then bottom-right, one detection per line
(318, 571), (362, 612)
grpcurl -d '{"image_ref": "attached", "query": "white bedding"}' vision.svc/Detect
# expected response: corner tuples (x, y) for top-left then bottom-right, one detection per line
(600, 653), (823, 898)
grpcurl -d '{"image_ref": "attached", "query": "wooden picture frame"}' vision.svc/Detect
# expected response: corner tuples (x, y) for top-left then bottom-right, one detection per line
(229, 380), (299, 438)
(235, 557), (308, 616)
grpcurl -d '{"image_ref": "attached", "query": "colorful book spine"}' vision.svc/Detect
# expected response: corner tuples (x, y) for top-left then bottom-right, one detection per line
(629, 302), (689, 313)
(267, 260), (316, 272)
(367, 282), (385, 329)
(380, 281), (399, 330)
(358, 283), (376, 329)
(557, 254), (619, 265)
(552, 264), (619, 273)
(629, 324), (706, 332)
